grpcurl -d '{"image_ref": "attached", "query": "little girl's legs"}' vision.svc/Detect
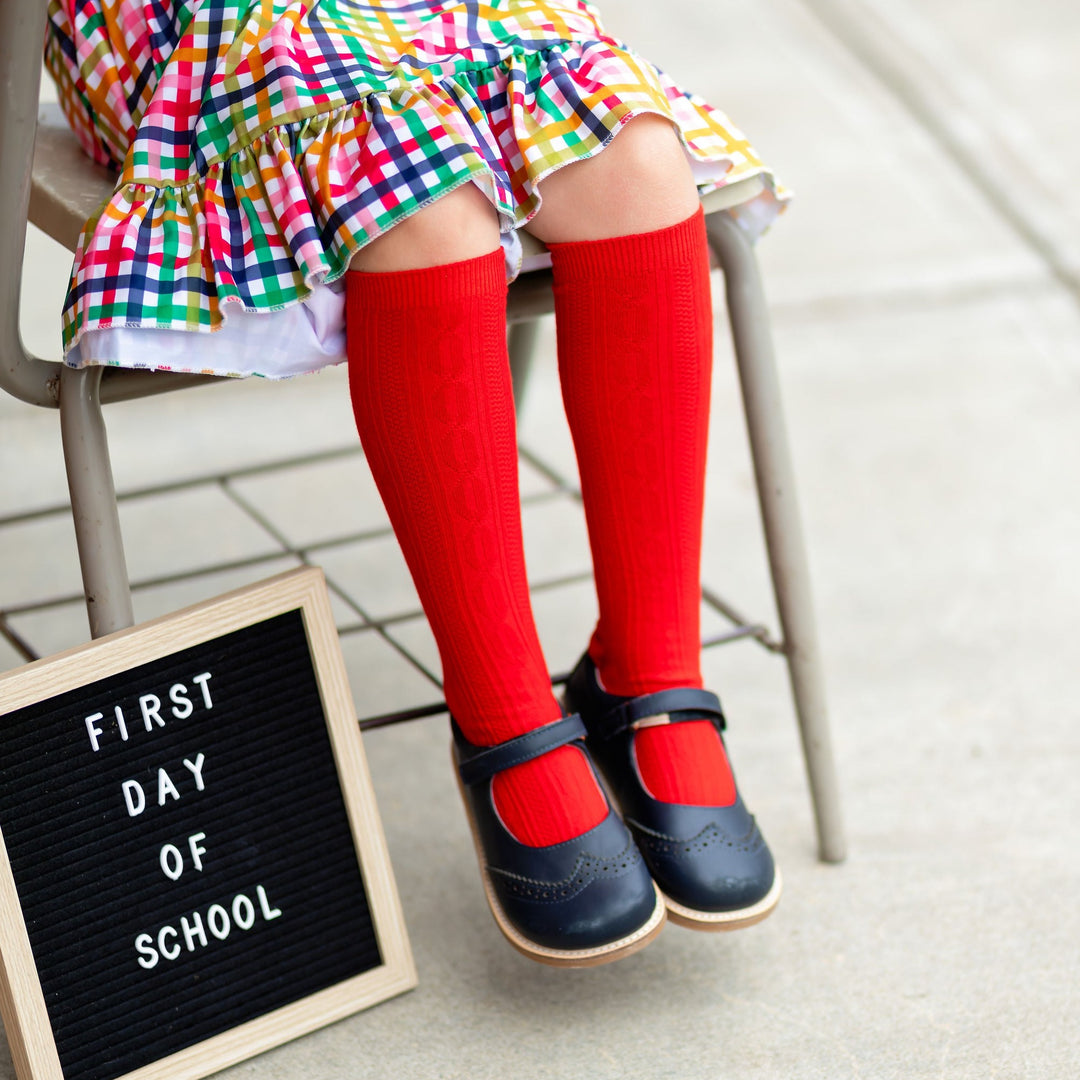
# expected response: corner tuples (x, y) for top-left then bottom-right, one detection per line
(526, 114), (733, 806)
(346, 184), (606, 847)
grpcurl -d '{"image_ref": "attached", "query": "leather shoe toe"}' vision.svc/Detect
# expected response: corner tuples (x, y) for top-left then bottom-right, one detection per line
(563, 653), (781, 930)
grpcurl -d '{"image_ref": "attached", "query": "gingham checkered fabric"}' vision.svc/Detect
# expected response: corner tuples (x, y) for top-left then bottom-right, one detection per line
(46, 0), (786, 378)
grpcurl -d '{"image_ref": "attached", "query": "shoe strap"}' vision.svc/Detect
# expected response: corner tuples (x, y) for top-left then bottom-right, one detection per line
(591, 688), (726, 741)
(456, 714), (589, 787)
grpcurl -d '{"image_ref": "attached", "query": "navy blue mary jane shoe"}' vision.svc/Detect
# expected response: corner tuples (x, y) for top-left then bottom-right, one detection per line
(563, 654), (781, 931)
(452, 714), (666, 966)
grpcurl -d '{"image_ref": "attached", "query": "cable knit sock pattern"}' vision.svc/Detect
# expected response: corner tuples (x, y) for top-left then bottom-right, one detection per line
(346, 250), (607, 846)
(549, 208), (735, 808)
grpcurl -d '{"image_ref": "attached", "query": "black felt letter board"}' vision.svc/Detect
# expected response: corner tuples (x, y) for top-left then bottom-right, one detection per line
(0, 609), (381, 1080)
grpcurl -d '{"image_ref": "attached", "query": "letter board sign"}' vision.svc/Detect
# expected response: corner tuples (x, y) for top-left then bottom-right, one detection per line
(0, 568), (415, 1080)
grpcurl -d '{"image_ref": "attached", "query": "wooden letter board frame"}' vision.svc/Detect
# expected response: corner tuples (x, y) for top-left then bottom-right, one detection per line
(0, 567), (416, 1080)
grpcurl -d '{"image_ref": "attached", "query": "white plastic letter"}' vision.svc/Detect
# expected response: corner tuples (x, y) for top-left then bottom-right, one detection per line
(158, 925), (180, 961)
(157, 768), (180, 806)
(180, 912), (207, 952)
(114, 704), (129, 741)
(169, 683), (193, 719)
(257, 884), (282, 921)
(207, 904), (230, 941)
(188, 832), (207, 871)
(85, 713), (104, 752)
(122, 780), (145, 817)
(135, 933), (158, 970)
(140, 693), (164, 731)
(191, 672), (213, 709)
(159, 844), (183, 881)
(232, 893), (255, 930)
(183, 754), (206, 792)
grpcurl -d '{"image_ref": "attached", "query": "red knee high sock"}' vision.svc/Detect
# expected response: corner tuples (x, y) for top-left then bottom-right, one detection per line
(346, 249), (607, 846)
(549, 207), (735, 807)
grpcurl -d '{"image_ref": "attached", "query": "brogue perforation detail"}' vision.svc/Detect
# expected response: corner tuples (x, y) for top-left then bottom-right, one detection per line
(488, 840), (643, 903)
(630, 819), (764, 859)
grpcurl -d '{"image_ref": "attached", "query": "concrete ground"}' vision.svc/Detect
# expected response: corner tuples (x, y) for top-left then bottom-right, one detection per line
(3, 0), (1078, 1076)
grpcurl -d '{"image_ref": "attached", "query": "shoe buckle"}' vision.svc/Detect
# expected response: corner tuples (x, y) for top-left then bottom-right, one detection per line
(630, 712), (672, 730)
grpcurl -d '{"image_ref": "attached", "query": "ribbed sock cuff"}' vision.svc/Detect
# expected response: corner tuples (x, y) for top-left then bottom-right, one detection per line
(346, 246), (506, 309)
(546, 205), (706, 280)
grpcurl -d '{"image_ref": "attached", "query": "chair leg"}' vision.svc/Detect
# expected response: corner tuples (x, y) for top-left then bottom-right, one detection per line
(508, 319), (540, 411)
(59, 365), (135, 639)
(706, 212), (847, 864)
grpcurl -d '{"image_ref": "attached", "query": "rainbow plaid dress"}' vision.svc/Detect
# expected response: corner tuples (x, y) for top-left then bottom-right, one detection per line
(46, 0), (785, 378)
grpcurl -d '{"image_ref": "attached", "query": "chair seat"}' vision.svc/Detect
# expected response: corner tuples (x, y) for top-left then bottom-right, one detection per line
(30, 105), (117, 252)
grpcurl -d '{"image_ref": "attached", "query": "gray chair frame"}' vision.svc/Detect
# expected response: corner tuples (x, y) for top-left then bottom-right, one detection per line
(0, 3), (844, 862)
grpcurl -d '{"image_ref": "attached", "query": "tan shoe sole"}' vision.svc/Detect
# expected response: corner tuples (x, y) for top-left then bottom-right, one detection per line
(663, 866), (782, 931)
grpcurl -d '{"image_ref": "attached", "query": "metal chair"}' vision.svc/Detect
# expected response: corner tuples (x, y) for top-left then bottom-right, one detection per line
(0, 2), (845, 862)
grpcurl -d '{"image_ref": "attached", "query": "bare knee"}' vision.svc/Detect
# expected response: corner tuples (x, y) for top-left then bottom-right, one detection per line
(525, 113), (700, 244)
(349, 181), (501, 273)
